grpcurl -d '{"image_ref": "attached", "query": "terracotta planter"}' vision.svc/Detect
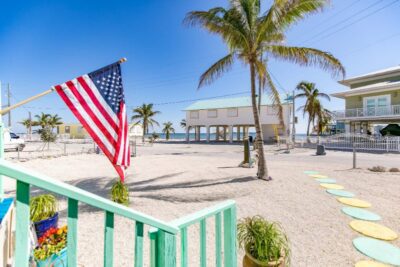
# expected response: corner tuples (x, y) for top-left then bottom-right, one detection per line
(243, 250), (285, 267)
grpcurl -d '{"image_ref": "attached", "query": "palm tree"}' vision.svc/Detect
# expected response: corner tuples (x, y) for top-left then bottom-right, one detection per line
(180, 119), (186, 128)
(185, 0), (345, 179)
(48, 114), (63, 130)
(162, 122), (175, 141)
(295, 81), (331, 138)
(131, 104), (160, 142)
(19, 118), (36, 136)
(34, 112), (51, 130)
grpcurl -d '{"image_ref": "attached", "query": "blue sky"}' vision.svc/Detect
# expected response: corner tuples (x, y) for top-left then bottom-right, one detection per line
(0, 0), (399, 134)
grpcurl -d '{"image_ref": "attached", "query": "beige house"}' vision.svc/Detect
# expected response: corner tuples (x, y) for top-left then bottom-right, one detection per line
(57, 123), (143, 139)
(184, 96), (291, 143)
(332, 66), (400, 134)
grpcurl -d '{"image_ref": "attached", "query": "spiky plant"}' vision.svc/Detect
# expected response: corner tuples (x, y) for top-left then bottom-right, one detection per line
(238, 216), (290, 265)
(185, 0), (345, 180)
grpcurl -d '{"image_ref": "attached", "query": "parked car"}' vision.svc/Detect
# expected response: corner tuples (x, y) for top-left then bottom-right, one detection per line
(4, 130), (25, 151)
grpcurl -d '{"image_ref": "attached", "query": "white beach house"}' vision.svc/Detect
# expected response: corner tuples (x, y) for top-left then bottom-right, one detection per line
(184, 96), (291, 143)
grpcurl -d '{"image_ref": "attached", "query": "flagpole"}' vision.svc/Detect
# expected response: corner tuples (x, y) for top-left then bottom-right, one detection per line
(0, 81), (4, 202)
(0, 58), (127, 116)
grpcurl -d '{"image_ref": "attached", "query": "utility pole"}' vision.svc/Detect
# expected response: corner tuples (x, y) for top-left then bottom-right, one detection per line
(7, 83), (11, 128)
(292, 90), (296, 143)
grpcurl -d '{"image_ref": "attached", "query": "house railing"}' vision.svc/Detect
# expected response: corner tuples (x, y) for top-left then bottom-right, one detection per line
(0, 159), (237, 266)
(333, 104), (400, 119)
(295, 133), (400, 152)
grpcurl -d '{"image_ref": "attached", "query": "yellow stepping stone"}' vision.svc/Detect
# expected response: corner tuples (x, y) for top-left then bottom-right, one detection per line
(320, 183), (344, 190)
(355, 260), (390, 267)
(350, 220), (398, 241)
(337, 197), (371, 208)
(310, 174), (328, 178)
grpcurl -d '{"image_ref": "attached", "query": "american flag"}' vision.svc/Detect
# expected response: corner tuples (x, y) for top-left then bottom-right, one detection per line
(53, 62), (130, 182)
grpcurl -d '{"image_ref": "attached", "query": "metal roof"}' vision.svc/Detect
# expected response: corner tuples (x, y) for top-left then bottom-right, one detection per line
(331, 80), (400, 99)
(184, 96), (285, 111)
(339, 65), (400, 86)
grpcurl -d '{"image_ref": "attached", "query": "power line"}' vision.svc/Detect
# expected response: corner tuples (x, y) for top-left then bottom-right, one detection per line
(299, 0), (390, 45)
(297, 0), (363, 43)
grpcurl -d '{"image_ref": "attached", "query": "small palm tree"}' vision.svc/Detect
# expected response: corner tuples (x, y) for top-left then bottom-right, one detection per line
(34, 112), (51, 130)
(19, 118), (36, 136)
(48, 114), (63, 130)
(131, 104), (160, 142)
(295, 81), (331, 138)
(185, 0), (345, 179)
(162, 122), (175, 141)
(180, 119), (186, 128)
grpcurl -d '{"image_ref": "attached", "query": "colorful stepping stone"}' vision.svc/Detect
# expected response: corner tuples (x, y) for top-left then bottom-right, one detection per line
(310, 174), (328, 178)
(353, 237), (400, 266)
(315, 178), (336, 184)
(320, 183), (344, 190)
(326, 189), (355, 198)
(337, 198), (371, 208)
(342, 207), (381, 221)
(349, 220), (398, 241)
(304, 171), (319, 174)
(355, 260), (391, 267)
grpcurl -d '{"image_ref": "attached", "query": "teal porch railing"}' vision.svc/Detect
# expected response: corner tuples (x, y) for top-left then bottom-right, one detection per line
(0, 159), (237, 266)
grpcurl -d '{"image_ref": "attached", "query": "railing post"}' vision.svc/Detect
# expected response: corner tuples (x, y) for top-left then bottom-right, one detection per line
(156, 230), (176, 267)
(15, 180), (30, 267)
(104, 211), (114, 267)
(135, 222), (144, 267)
(67, 198), (78, 267)
(223, 206), (237, 267)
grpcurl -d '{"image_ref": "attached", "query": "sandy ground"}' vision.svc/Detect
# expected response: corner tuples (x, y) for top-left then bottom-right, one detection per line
(3, 142), (400, 266)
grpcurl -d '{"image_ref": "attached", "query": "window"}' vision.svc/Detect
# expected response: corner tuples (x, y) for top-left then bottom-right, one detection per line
(190, 111), (199, 119)
(207, 109), (218, 118)
(267, 105), (279, 115)
(65, 126), (70, 134)
(227, 108), (238, 117)
(363, 95), (390, 116)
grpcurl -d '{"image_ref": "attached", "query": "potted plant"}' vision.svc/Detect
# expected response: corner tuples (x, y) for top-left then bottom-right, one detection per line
(237, 216), (290, 267)
(34, 225), (68, 267)
(30, 194), (59, 238)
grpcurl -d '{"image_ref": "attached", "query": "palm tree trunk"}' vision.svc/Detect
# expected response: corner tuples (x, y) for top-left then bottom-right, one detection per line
(142, 123), (146, 143)
(250, 62), (268, 180)
(258, 77), (262, 115)
(306, 117), (311, 142)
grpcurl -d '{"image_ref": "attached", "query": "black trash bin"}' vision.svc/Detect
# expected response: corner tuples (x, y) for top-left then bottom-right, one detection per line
(316, 145), (326, 155)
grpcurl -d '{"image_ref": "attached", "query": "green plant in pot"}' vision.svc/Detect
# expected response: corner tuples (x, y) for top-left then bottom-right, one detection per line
(238, 216), (290, 267)
(30, 194), (59, 238)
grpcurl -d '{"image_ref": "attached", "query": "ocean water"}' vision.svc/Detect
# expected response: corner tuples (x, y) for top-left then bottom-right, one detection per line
(143, 133), (307, 140)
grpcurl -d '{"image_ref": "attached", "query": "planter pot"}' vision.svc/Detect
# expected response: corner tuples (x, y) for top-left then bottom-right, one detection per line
(36, 247), (67, 267)
(243, 251), (285, 267)
(34, 213), (59, 238)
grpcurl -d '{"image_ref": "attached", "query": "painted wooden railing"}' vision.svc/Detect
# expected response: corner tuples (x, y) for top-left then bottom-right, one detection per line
(0, 159), (237, 266)
(149, 200), (237, 267)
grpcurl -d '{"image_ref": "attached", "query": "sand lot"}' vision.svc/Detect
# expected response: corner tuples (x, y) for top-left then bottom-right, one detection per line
(3, 142), (400, 266)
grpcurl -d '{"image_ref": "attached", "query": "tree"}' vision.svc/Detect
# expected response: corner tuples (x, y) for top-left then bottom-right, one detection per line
(295, 81), (331, 138)
(162, 122), (175, 141)
(131, 104), (160, 142)
(20, 118), (35, 136)
(48, 114), (63, 130)
(33, 112), (63, 144)
(185, 0), (345, 179)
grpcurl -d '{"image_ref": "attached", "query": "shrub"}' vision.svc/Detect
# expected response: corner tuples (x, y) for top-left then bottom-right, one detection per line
(111, 181), (130, 205)
(30, 194), (58, 222)
(368, 166), (386, 172)
(237, 216), (290, 265)
(389, 167), (400, 172)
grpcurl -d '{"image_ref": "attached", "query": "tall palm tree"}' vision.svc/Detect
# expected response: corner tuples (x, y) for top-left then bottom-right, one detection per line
(185, 0), (345, 180)
(19, 118), (36, 136)
(295, 81), (331, 138)
(162, 122), (175, 141)
(131, 103), (160, 142)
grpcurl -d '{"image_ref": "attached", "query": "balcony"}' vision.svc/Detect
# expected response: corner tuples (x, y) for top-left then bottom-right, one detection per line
(333, 105), (400, 120)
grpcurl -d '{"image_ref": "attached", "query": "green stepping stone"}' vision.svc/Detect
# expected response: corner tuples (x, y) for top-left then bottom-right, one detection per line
(315, 178), (336, 184)
(326, 189), (355, 198)
(304, 171), (319, 174)
(342, 207), (381, 221)
(353, 237), (400, 266)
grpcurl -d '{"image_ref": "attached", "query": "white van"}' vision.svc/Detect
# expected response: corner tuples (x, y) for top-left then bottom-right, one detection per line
(3, 129), (25, 151)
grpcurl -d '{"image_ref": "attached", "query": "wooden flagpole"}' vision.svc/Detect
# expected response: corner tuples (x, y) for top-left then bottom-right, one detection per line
(0, 58), (127, 115)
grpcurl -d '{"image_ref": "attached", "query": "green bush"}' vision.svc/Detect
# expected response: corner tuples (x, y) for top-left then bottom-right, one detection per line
(237, 216), (290, 265)
(389, 167), (400, 172)
(111, 181), (130, 205)
(30, 194), (58, 222)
